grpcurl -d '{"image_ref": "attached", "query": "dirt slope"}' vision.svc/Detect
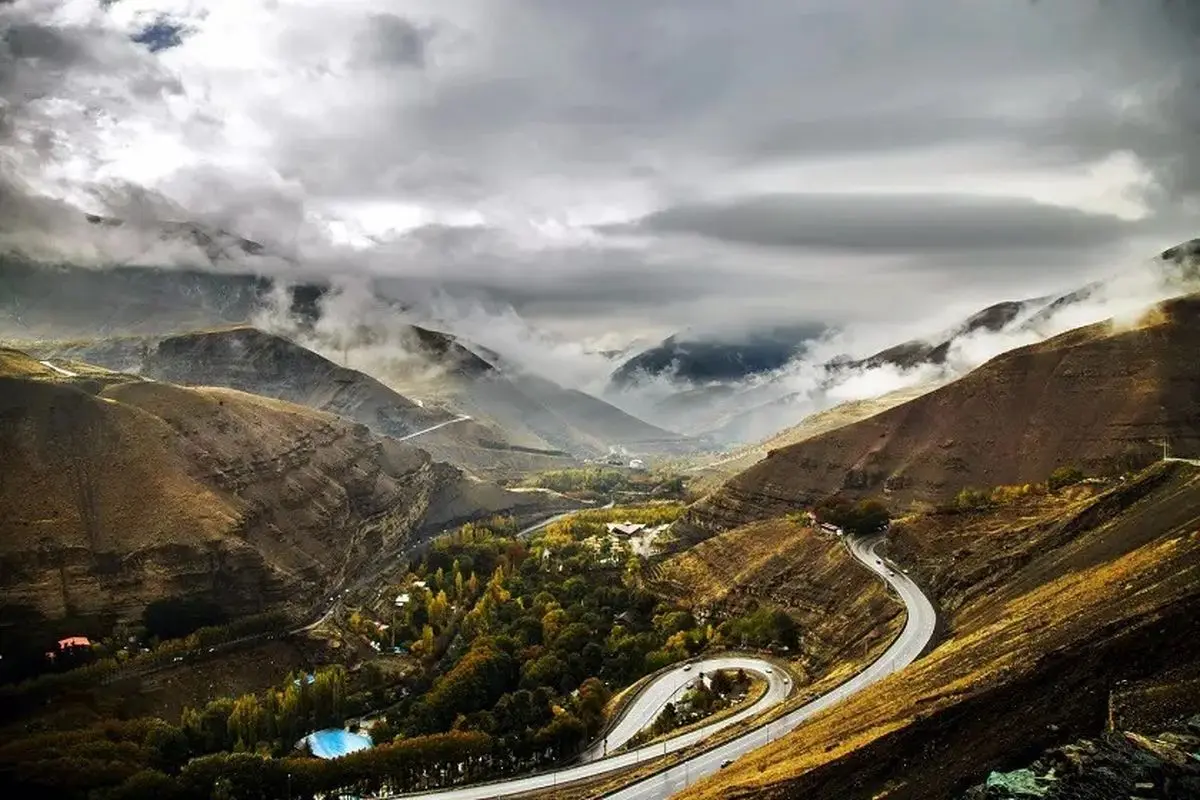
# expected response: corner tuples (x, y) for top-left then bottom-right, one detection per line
(688, 383), (945, 492)
(678, 295), (1200, 544)
(23, 328), (583, 479)
(682, 461), (1200, 800)
(0, 349), (564, 641)
(649, 519), (902, 677)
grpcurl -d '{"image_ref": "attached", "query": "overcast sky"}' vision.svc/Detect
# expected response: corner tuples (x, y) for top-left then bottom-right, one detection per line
(2, 0), (1198, 346)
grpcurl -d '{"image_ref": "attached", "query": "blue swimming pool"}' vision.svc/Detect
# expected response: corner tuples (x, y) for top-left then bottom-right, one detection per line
(305, 728), (373, 759)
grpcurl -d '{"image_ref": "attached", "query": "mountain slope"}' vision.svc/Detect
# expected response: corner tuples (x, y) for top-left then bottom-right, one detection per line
(0, 349), (566, 641)
(687, 382), (946, 492)
(23, 328), (584, 479)
(0, 255), (692, 460)
(353, 328), (699, 457)
(678, 294), (1200, 543)
(685, 461), (1200, 800)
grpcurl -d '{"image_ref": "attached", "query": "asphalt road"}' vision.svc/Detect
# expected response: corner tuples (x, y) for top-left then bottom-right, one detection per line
(579, 655), (791, 762)
(384, 533), (936, 800)
(396, 415), (473, 442)
(605, 535), (937, 799)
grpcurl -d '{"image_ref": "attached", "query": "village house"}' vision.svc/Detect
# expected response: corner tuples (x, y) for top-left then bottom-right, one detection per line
(606, 521), (646, 537)
(45, 635), (91, 661)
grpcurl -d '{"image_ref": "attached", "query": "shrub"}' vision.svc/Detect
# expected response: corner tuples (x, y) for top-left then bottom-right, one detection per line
(954, 487), (992, 511)
(1047, 465), (1085, 492)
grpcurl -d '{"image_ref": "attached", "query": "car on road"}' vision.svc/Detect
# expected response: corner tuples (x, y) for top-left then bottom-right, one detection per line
(888, 570), (896, 577)
(720, 759), (734, 769)
(875, 558), (882, 565)
(765, 667), (773, 674)
(683, 664), (692, 672)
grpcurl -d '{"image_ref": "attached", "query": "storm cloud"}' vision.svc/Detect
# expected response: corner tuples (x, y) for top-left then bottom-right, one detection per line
(622, 193), (1140, 255)
(0, 0), (1197, 345)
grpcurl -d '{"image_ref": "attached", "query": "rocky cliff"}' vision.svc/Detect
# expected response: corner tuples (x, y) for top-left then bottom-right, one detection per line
(0, 350), (564, 638)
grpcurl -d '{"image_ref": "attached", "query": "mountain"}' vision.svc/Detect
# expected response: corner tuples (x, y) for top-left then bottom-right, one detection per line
(336, 326), (701, 458)
(0, 255), (274, 338)
(686, 382), (945, 492)
(25, 326), (582, 479)
(841, 299), (1037, 372)
(660, 241), (1199, 446)
(1, 257), (693, 460)
(677, 292), (1200, 544)
(609, 323), (829, 388)
(0, 348), (568, 642)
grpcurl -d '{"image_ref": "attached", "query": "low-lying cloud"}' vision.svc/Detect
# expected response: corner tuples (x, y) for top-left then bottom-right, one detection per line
(2, 0), (1200, 443)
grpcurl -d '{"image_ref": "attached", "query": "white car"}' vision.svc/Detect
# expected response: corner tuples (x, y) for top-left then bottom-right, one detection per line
(765, 667), (773, 674)
(683, 664), (692, 672)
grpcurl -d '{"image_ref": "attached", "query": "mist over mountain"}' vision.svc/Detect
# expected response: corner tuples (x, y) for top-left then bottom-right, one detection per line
(609, 323), (830, 388)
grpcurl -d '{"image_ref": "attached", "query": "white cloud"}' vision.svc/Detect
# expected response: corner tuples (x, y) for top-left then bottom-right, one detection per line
(2, 0), (1198, 410)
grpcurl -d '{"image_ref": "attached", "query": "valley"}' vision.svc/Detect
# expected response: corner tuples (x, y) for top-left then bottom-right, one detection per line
(2, 253), (1199, 800)
(8, 7), (1200, 799)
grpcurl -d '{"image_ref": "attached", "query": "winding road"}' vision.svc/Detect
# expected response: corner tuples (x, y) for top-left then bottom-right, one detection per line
(385, 533), (936, 800)
(580, 655), (791, 762)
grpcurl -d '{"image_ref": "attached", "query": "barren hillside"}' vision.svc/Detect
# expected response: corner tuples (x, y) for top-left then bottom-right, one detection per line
(688, 383), (945, 492)
(0, 348), (565, 642)
(649, 519), (902, 677)
(682, 461), (1200, 800)
(24, 328), (583, 479)
(677, 294), (1200, 544)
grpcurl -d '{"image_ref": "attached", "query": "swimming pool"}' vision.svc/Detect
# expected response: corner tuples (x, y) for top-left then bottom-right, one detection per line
(305, 728), (373, 759)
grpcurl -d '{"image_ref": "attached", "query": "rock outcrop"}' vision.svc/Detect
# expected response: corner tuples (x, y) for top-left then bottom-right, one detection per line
(959, 726), (1200, 799)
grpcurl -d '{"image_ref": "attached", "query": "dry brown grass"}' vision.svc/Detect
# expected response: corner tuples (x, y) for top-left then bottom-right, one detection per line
(0, 348), (558, 635)
(0, 348), (53, 377)
(680, 462), (1200, 800)
(689, 383), (943, 492)
(651, 519), (902, 674)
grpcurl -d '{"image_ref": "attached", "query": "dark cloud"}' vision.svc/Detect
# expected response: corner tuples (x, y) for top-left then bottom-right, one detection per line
(1, 0), (1198, 344)
(353, 14), (435, 69)
(621, 193), (1138, 255)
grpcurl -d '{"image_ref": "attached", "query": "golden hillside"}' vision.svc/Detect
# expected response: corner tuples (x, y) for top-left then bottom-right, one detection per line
(0, 349), (562, 639)
(688, 382), (944, 493)
(649, 519), (902, 676)
(677, 294), (1200, 543)
(681, 461), (1200, 800)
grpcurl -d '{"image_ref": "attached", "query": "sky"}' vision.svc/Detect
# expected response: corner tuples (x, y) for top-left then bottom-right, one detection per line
(1, 0), (1198, 349)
